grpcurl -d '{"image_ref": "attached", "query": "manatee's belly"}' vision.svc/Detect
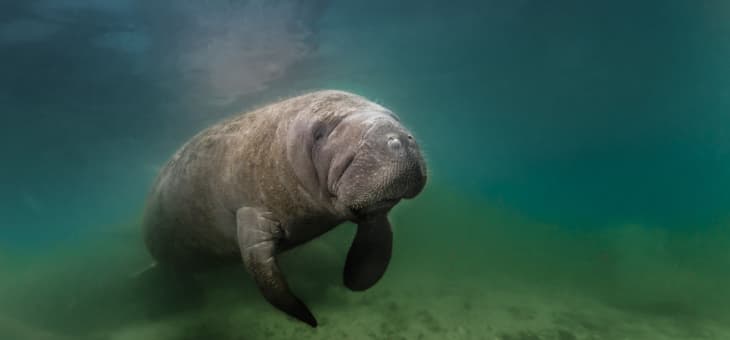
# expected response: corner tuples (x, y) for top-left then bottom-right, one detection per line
(144, 212), (241, 270)
(278, 217), (343, 252)
(143, 171), (241, 270)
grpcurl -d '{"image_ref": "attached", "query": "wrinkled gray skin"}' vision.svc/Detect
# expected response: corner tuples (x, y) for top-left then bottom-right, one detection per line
(143, 90), (427, 327)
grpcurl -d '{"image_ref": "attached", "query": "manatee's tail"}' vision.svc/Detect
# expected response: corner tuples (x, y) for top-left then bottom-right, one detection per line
(129, 263), (204, 319)
(129, 262), (158, 279)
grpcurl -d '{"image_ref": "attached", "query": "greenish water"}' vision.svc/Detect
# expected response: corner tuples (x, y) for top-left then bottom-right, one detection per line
(2, 1), (730, 339)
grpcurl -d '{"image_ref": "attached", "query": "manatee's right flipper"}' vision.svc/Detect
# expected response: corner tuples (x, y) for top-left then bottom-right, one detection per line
(344, 214), (393, 291)
(236, 207), (318, 327)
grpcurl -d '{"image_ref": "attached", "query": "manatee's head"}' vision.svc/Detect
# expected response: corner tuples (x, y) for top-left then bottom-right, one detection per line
(329, 112), (427, 218)
(287, 92), (427, 219)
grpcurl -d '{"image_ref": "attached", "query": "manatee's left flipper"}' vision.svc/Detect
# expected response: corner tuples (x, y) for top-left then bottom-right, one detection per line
(344, 214), (393, 291)
(236, 207), (318, 327)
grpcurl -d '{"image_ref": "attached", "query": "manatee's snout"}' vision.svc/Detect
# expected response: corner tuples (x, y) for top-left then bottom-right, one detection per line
(379, 130), (427, 199)
(335, 116), (427, 215)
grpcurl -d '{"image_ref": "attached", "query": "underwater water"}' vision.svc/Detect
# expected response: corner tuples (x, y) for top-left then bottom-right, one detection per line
(2, 0), (730, 339)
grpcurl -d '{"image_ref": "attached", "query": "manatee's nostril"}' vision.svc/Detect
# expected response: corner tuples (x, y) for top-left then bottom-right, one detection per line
(407, 135), (413, 140)
(387, 136), (402, 150)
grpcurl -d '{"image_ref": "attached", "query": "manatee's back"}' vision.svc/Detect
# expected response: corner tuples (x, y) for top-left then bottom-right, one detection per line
(142, 132), (235, 268)
(140, 96), (301, 268)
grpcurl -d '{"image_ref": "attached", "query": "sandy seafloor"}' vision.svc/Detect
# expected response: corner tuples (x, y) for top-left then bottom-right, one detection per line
(2, 187), (730, 340)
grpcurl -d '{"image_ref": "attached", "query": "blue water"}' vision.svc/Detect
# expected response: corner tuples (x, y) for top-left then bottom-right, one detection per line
(2, 1), (730, 339)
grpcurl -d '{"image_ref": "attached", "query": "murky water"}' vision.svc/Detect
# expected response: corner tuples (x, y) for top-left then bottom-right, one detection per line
(2, 1), (730, 339)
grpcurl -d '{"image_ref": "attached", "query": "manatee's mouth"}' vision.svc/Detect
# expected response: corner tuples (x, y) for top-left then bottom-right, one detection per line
(368, 198), (400, 212)
(350, 198), (400, 218)
(330, 152), (356, 197)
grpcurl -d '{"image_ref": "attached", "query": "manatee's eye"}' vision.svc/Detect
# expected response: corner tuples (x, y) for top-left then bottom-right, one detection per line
(314, 131), (324, 141)
(313, 124), (326, 142)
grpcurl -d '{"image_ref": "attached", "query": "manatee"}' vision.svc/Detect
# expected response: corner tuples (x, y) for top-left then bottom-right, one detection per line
(142, 90), (427, 327)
